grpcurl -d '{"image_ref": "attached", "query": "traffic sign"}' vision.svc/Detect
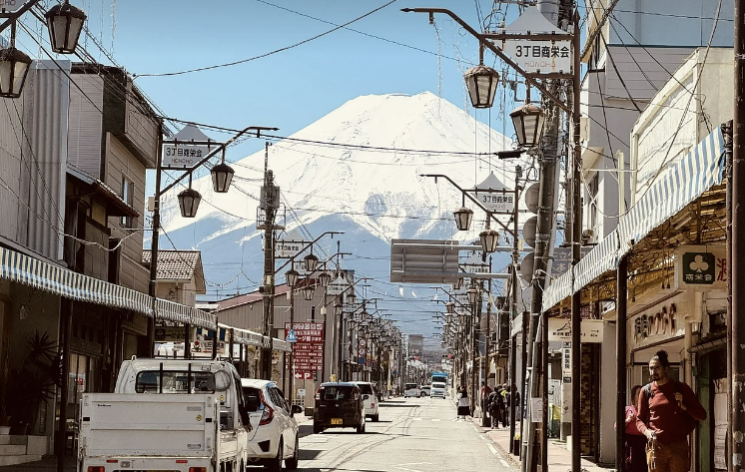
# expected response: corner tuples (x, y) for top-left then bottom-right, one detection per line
(286, 330), (297, 343)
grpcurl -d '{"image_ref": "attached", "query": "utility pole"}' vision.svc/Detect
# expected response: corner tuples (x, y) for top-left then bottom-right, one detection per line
(261, 143), (279, 380)
(146, 119), (165, 355)
(731, 0), (745, 468)
(509, 168), (521, 451)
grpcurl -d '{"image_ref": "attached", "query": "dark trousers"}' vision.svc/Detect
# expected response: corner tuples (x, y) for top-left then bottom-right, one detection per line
(490, 410), (500, 427)
(626, 434), (649, 472)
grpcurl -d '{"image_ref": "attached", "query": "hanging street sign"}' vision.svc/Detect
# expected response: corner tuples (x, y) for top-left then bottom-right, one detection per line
(276, 230), (309, 259)
(0, 0), (26, 13)
(461, 253), (489, 275)
(473, 172), (515, 214)
(162, 125), (219, 170)
(499, 6), (572, 75)
(547, 318), (603, 343)
(327, 273), (350, 296)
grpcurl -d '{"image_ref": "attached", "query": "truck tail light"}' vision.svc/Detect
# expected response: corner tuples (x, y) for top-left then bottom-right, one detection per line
(189, 468), (207, 472)
(370, 403), (375, 407)
(87, 467), (105, 472)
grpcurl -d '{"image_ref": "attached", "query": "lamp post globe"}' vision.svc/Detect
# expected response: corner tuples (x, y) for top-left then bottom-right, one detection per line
(304, 254), (319, 272)
(285, 269), (299, 288)
(510, 103), (545, 148)
(346, 291), (356, 306)
(45, 1), (87, 54)
(467, 287), (478, 305)
(302, 284), (315, 301)
(177, 188), (202, 218)
(334, 301), (343, 317)
(210, 163), (235, 193)
(464, 64), (500, 109)
(479, 228), (500, 254)
(459, 311), (467, 325)
(318, 271), (332, 288)
(0, 48), (32, 99)
(445, 302), (455, 314)
(453, 207), (474, 231)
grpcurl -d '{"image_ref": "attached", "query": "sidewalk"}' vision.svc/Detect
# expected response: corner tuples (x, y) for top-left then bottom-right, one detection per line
(473, 419), (613, 472)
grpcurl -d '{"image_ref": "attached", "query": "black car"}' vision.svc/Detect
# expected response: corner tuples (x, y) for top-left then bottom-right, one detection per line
(313, 382), (366, 434)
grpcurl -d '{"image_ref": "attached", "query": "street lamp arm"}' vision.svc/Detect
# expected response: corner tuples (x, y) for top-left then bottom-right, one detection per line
(402, 8), (572, 114)
(274, 231), (345, 274)
(159, 126), (279, 197)
(420, 173), (514, 236)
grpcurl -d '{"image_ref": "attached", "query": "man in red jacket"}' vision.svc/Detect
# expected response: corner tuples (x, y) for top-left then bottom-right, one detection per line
(635, 350), (706, 472)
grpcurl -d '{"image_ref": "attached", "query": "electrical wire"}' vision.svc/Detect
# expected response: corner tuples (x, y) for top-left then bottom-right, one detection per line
(133, 0), (399, 79)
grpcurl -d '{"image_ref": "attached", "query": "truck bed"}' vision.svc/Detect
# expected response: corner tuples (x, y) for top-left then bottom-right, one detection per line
(79, 393), (218, 458)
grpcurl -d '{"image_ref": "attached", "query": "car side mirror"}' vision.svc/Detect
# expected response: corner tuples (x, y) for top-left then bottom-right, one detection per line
(363, 394), (370, 400)
(291, 404), (303, 415)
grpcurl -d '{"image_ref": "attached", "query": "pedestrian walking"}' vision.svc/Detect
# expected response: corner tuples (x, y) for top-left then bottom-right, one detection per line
(623, 385), (648, 472)
(480, 381), (492, 423)
(636, 350), (706, 472)
(487, 389), (503, 428)
(456, 386), (470, 420)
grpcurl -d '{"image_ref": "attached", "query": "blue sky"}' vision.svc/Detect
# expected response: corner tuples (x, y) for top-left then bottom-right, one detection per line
(15, 0), (522, 161)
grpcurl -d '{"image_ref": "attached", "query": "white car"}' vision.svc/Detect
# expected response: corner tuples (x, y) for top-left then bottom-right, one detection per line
(241, 379), (302, 470)
(431, 382), (447, 398)
(404, 383), (421, 398)
(354, 381), (380, 421)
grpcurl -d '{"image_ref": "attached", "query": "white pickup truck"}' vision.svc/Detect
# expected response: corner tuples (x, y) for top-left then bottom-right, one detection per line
(78, 358), (257, 472)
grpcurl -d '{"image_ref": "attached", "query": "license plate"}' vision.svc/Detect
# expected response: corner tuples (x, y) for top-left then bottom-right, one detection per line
(331, 418), (343, 425)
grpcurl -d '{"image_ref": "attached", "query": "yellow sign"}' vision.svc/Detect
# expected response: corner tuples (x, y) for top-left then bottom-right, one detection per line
(196, 415), (203, 421)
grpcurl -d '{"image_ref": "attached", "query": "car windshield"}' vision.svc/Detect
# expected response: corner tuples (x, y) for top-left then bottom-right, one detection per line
(320, 386), (356, 401)
(357, 383), (374, 395)
(405, 383), (418, 389)
(432, 383), (446, 388)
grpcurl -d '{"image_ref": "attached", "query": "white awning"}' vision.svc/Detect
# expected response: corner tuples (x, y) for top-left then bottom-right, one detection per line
(0, 245), (216, 330)
(542, 125), (726, 312)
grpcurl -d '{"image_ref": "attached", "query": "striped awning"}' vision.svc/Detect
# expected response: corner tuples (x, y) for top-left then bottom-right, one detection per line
(0, 245), (216, 330)
(542, 125), (726, 312)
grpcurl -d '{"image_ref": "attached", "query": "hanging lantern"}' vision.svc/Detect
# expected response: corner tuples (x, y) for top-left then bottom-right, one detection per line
(334, 301), (343, 316)
(303, 284), (315, 301)
(45, 0), (87, 54)
(177, 187), (202, 218)
(480, 228), (500, 254)
(467, 287), (479, 305)
(510, 103), (545, 148)
(346, 291), (356, 306)
(319, 271), (332, 288)
(304, 253), (319, 272)
(453, 207), (474, 231)
(0, 48), (32, 99)
(445, 302), (455, 314)
(210, 163), (235, 193)
(464, 64), (500, 109)
(285, 269), (299, 288)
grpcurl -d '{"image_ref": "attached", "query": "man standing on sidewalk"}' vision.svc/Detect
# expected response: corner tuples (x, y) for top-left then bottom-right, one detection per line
(635, 350), (706, 472)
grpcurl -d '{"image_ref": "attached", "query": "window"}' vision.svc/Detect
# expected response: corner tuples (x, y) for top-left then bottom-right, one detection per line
(589, 173), (599, 232)
(121, 176), (134, 227)
(357, 383), (374, 395)
(135, 371), (215, 393)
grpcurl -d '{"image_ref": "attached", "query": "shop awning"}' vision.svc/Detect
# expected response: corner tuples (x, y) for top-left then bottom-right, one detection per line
(542, 125), (726, 312)
(0, 245), (217, 330)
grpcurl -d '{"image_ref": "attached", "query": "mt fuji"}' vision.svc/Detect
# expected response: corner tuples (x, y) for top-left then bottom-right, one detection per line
(159, 91), (527, 345)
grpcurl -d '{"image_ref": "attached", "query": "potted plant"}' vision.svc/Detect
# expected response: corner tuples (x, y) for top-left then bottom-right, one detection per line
(6, 330), (62, 435)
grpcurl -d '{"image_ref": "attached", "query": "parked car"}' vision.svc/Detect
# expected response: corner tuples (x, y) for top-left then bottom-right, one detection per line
(354, 381), (380, 421)
(404, 383), (421, 398)
(241, 379), (302, 470)
(313, 382), (366, 434)
(431, 382), (447, 398)
(419, 385), (431, 397)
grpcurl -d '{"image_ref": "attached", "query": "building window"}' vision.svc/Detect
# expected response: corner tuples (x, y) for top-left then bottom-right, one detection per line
(121, 177), (134, 227)
(589, 173), (599, 232)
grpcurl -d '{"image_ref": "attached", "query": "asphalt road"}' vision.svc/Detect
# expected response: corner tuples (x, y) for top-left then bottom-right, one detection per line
(294, 396), (515, 472)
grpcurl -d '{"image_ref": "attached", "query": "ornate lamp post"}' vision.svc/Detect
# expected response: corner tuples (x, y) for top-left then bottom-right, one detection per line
(45, 0), (87, 54)
(510, 103), (546, 149)
(464, 64), (500, 109)
(453, 206), (474, 231)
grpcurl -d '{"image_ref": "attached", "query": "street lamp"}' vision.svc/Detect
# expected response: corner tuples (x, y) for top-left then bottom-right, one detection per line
(45, 0), (87, 54)
(285, 269), (299, 288)
(467, 286), (479, 305)
(510, 103), (545, 149)
(346, 291), (357, 306)
(334, 301), (343, 317)
(302, 284), (315, 301)
(445, 302), (455, 314)
(453, 206), (474, 231)
(464, 64), (500, 109)
(304, 253), (319, 272)
(210, 160), (235, 193)
(0, 48), (31, 99)
(479, 228), (500, 254)
(177, 186), (201, 218)
(319, 271), (332, 288)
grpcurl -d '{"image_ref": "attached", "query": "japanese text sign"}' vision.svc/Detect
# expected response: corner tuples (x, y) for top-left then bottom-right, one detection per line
(502, 40), (572, 74)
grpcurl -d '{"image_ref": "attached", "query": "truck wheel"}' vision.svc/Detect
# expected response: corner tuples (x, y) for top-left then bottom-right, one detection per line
(265, 439), (283, 471)
(285, 437), (299, 470)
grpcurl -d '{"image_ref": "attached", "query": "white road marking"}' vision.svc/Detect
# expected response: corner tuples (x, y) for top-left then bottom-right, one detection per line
(413, 417), (422, 421)
(500, 459), (510, 468)
(394, 462), (433, 472)
(487, 444), (498, 455)
(431, 419), (440, 422)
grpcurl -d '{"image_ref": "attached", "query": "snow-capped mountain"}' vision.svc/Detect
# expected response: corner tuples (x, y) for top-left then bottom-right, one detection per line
(159, 91), (528, 346)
